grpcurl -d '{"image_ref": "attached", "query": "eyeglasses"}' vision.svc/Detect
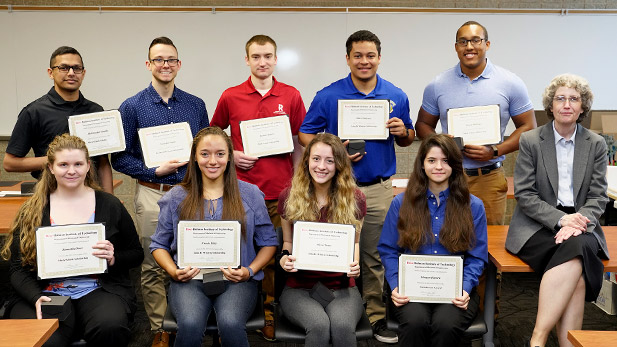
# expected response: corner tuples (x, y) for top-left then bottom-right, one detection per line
(51, 65), (84, 74)
(455, 38), (486, 47)
(150, 58), (179, 67)
(553, 96), (581, 104)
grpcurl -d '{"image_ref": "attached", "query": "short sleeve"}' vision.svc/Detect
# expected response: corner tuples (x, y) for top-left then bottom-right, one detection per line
(420, 81), (440, 116)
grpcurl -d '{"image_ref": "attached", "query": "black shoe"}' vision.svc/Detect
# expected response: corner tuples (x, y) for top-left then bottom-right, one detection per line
(372, 319), (398, 344)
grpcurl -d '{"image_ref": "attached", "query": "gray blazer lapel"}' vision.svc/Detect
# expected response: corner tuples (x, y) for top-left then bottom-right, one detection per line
(573, 124), (591, 203)
(540, 124), (559, 198)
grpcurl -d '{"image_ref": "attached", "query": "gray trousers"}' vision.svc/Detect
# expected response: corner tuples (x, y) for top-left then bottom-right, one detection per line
(280, 285), (364, 347)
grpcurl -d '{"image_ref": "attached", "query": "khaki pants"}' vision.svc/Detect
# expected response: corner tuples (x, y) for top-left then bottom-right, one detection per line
(467, 167), (507, 225)
(134, 183), (169, 331)
(467, 167), (507, 314)
(358, 178), (393, 324)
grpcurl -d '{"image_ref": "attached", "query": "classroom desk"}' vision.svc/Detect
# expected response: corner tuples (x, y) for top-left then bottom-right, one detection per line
(483, 225), (617, 347)
(0, 180), (122, 234)
(0, 319), (59, 347)
(392, 176), (514, 199)
(567, 330), (617, 347)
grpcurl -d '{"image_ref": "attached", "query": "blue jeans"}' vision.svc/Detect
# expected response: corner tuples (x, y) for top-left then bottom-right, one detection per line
(279, 285), (364, 347)
(169, 279), (258, 347)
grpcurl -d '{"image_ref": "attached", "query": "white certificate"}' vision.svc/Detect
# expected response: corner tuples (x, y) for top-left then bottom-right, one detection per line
(177, 221), (241, 269)
(36, 223), (107, 280)
(398, 254), (463, 304)
(68, 110), (126, 156)
(291, 221), (355, 273)
(239, 115), (294, 157)
(138, 122), (193, 168)
(338, 99), (389, 140)
(447, 104), (501, 145)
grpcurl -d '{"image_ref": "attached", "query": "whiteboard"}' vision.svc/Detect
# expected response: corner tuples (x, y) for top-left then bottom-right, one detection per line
(1, 9), (616, 136)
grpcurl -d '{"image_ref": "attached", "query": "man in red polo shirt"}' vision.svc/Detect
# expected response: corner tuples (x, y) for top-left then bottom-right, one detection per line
(210, 34), (306, 341)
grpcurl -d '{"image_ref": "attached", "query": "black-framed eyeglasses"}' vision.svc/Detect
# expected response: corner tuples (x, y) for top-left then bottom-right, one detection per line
(554, 96), (581, 104)
(51, 65), (84, 74)
(150, 58), (179, 67)
(455, 38), (486, 47)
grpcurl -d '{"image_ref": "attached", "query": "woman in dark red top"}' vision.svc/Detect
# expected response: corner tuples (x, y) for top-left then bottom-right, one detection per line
(278, 133), (366, 347)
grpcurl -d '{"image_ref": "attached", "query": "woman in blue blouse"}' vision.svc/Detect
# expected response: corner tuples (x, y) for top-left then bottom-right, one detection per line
(377, 134), (488, 346)
(150, 127), (278, 347)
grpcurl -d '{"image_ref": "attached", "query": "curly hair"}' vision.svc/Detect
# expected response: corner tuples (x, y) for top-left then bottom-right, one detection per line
(543, 73), (594, 123)
(397, 134), (475, 253)
(1, 134), (100, 266)
(284, 133), (361, 232)
(178, 127), (246, 239)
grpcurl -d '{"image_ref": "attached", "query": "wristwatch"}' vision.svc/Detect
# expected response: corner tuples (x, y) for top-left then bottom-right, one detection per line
(398, 127), (410, 138)
(246, 266), (254, 279)
(491, 145), (499, 158)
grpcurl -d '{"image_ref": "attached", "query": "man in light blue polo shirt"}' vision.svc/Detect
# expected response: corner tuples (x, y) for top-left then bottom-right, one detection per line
(416, 21), (536, 225)
(299, 29), (414, 344)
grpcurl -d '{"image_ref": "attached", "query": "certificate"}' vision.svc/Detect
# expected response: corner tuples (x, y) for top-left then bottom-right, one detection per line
(398, 254), (463, 304)
(138, 122), (193, 168)
(177, 221), (241, 268)
(338, 99), (389, 140)
(291, 221), (356, 273)
(447, 104), (501, 145)
(36, 223), (107, 280)
(68, 110), (126, 156)
(239, 115), (294, 157)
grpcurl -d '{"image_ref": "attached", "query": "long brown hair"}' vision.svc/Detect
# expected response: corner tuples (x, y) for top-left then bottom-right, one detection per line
(1, 134), (100, 266)
(284, 133), (361, 232)
(397, 134), (475, 253)
(178, 127), (246, 239)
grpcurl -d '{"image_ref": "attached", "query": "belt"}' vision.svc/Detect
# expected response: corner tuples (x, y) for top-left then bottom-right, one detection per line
(464, 162), (502, 177)
(357, 176), (391, 187)
(137, 180), (174, 192)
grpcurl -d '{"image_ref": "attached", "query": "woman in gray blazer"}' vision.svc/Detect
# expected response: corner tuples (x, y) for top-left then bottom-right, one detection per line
(506, 74), (609, 347)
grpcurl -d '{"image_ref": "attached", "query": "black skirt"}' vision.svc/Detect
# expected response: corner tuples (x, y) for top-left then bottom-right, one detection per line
(517, 227), (604, 302)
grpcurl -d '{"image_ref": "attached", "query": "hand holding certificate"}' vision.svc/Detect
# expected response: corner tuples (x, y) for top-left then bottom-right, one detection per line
(338, 99), (390, 140)
(177, 221), (241, 269)
(138, 122), (193, 168)
(36, 223), (107, 279)
(398, 254), (463, 303)
(240, 115), (294, 157)
(291, 221), (355, 273)
(447, 105), (501, 145)
(69, 110), (126, 156)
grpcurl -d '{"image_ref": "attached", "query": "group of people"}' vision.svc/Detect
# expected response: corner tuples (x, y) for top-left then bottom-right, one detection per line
(0, 18), (609, 347)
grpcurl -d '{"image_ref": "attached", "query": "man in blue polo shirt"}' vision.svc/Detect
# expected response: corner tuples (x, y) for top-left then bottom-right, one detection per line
(299, 30), (414, 344)
(416, 21), (536, 225)
(111, 37), (208, 347)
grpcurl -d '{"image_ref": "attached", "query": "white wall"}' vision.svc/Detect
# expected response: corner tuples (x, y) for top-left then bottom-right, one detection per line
(1, 9), (616, 136)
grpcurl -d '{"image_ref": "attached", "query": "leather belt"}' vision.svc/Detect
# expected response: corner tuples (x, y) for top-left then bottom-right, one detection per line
(137, 180), (174, 192)
(357, 176), (391, 187)
(464, 162), (502, 177)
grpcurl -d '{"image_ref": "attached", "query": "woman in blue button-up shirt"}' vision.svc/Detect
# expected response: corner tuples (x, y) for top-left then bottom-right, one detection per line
(378, 134), (488, 347)
(150, 127), (277, 347)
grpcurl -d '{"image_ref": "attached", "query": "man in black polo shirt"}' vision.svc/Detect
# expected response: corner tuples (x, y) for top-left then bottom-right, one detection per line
(3, 46), (113, 193)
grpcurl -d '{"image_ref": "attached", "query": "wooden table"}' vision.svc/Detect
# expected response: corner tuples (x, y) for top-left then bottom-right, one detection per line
(483, 225), (617, 346)
(568, 330), (617, 347)
(0, 319), (59, 347)
(0, 180), (122, 234)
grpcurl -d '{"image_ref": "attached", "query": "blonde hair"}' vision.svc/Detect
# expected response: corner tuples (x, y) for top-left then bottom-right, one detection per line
(1, 134), (100, 266)
(284, 133), (361, 231)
